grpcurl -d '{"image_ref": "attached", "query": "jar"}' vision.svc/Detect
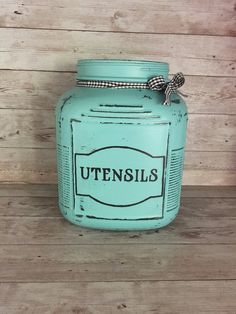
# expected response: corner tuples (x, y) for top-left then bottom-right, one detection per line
(56, 59), (188, 230)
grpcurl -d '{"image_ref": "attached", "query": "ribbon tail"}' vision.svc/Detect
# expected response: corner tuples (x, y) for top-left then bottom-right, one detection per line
(163, 85), (172, 105)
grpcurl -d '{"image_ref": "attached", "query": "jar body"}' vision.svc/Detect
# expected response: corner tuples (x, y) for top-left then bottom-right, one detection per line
(56, 60), (188, 230)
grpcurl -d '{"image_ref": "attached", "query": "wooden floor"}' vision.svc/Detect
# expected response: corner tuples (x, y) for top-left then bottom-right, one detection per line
(0, 185), (236, 314)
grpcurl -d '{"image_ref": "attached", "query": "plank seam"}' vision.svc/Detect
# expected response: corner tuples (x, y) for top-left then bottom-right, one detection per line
(0, 243), (236, 246)
(0, 279), (236, 283)
(0, 26), (235, 38)
(0, 69), (236, 79)
(1, 148), (236, 153)
(1, 109), (236, 116)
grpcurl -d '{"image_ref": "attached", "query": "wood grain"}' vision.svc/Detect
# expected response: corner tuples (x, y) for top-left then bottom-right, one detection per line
(0, 0), (235, 309)
(0, 25), (235, 186)
(0, 109), (55, 148)
(0, 184), (58, 197)
(0, 184), (235, 311)
(181, 185), (236, 198)
(0, 213), (236, 245)
(1, 244), (236, 282)
(183, 170), (236, 186)
(0, 184), (235, 198)
(0, 70), (75, 110)
(0, 109), (235, 151)
(0, 28), (235, 76)
(1, 195), (235, 217)
(186, 114), (236, 151)
(1, 281), (235, 314)
(0, 148), (57, 184)
(0, 196), (59, 217)
(1, 0), (235, 36)
(1, 70), (235, 114)
(1, 148), (236, 185)
(0, 189), (235, 245)
(0, 188), (235, 245)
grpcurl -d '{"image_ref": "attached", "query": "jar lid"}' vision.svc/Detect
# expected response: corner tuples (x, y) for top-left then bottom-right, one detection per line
(76, 59), (169, 82)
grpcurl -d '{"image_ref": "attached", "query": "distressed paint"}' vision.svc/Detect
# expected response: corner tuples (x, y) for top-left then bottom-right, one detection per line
(56, 60), (188, 230)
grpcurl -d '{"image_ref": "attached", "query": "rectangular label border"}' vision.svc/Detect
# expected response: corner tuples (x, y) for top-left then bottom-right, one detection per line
(71, 118), (168, 220)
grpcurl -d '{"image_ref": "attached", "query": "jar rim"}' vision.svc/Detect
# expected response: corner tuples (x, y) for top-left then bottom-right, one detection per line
(76, 59), (169, 82)
(77, 59), (169, 65)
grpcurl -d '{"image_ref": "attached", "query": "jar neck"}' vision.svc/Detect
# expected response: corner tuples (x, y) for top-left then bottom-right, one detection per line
(76, 59), (169, 82)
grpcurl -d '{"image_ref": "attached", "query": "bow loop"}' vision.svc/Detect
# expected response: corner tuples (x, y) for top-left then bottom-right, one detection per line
(169, 72), (185, 88)
(164, 72), (185, 105)
(147, 72), (185, 105)
(147, 76), (166, 91)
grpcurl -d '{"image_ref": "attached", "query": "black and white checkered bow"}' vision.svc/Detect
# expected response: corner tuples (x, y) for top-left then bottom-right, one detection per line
(77, 72), (185, 105)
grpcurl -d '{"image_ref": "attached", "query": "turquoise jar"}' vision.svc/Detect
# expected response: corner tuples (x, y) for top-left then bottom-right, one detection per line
(56, 59), (188, 230)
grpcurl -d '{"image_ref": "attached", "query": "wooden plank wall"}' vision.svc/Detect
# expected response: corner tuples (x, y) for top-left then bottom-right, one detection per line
(0, 0), (235, 185)
(1, 185), (236, 313)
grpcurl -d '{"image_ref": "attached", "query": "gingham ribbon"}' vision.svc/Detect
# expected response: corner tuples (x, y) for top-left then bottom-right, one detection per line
(77, 72), (185, 105)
